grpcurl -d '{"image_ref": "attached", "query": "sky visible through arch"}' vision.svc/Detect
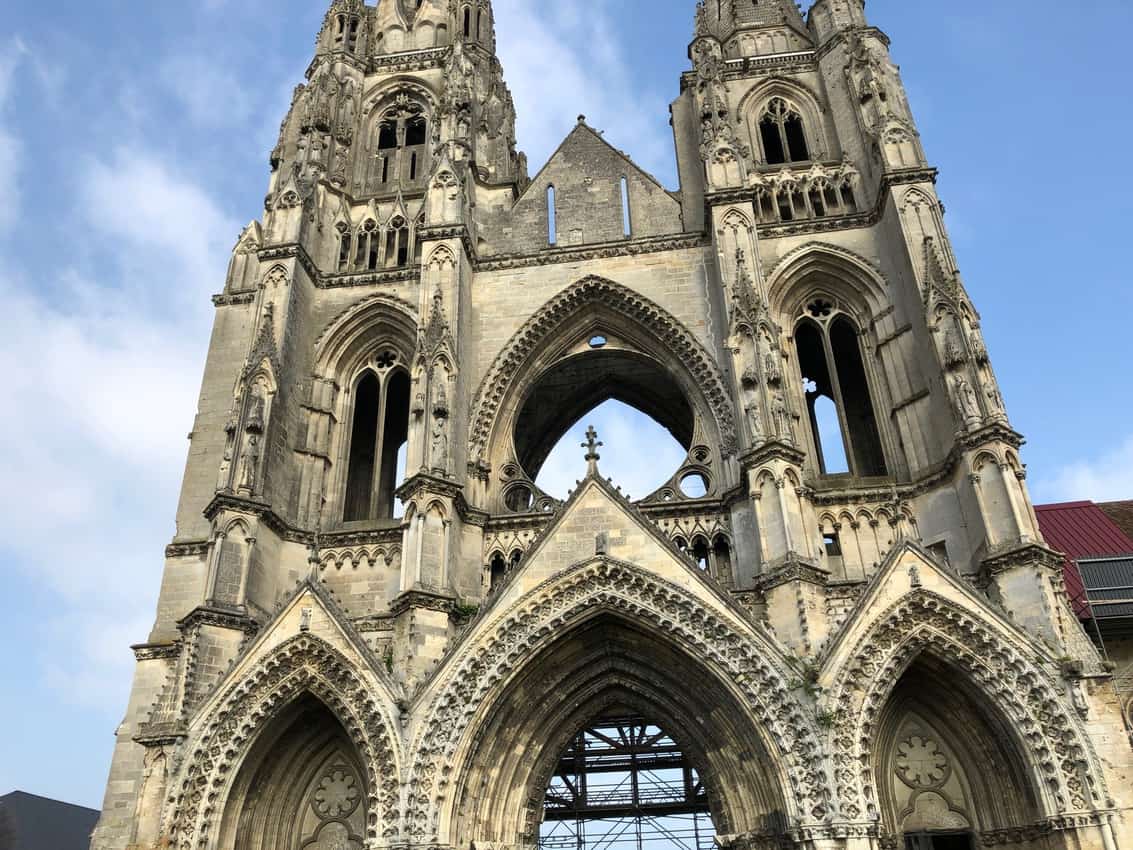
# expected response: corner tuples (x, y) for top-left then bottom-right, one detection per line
(0, 0), (1131, 812)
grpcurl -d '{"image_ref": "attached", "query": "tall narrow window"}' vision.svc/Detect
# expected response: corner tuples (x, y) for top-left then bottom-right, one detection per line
(759, 97), (810, 165)
(620, 176), (632, 237)
(385, 217), (410, 268)
(336, 222), (351, 272)
(375, 371), (410, 519)
(344, 372), (381, 522)
(346, 17), (360, 52)
(547, 185), (557, 245)
(463, 7), (471, 37)
(794, 309), (887, 478)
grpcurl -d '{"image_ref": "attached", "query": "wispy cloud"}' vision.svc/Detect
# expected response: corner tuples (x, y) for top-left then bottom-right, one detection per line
(1033, 435), (1133, 505)
(0, 148), (237, 708)
(495, 0), (676, 184)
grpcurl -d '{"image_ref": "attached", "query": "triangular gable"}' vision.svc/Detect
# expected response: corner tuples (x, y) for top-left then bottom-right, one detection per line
(189, 579), (403, 726)
(488, 475), (721, 610)
(519, 121), (676, 203)
(817, 541), (1056, 675)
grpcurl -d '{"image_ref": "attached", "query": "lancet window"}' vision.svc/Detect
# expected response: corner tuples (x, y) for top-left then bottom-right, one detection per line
(759, 97), (810, 165)
(366, 100), (430, 194)
(343, 354), (411, 523)
(794, 300), (887, 478)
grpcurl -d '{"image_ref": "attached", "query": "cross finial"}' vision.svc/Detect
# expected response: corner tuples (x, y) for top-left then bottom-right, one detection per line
(582, 426), (603, 475)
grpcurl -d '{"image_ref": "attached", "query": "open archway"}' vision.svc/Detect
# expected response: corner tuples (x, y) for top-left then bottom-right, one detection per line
(873, 655), (1044, 850)
(471, 277), (738, 513)
(445, 613), (792, 848)
(216, 695), (369, 850)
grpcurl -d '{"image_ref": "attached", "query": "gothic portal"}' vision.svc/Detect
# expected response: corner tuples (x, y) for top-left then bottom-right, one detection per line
(92, 3), (1133, 850)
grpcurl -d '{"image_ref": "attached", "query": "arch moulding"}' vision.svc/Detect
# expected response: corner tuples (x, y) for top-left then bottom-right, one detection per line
(167, 634), (401, 850)
(467, 275), (739, 460)
(403, 557), (833, 843)
(824, 590), (1110, 823)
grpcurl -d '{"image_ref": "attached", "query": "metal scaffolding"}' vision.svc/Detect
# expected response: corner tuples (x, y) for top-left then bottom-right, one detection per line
(539, 716), (715, 850)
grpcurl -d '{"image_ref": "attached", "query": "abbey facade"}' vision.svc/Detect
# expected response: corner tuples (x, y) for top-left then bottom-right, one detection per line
(91, 2), (1133, 850)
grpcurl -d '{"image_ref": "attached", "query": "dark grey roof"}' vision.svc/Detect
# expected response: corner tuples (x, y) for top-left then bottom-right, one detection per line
(0, 791), (100, 850)
(1080, 556), (1133, 619)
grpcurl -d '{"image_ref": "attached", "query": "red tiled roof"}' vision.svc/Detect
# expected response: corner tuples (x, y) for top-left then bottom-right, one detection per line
(1036, 501), (1133, 617)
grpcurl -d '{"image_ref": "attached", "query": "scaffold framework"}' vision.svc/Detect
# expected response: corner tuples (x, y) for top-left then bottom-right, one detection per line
(539, 716), (715, 850)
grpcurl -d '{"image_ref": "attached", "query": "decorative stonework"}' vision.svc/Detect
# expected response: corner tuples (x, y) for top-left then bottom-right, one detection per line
(167, 635), (400, 850)
(405, 558), (832, 841)
(825, 591), (1109, 820)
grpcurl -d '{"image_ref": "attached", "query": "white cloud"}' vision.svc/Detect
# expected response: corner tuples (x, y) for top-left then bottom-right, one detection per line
(1033, 435), (1133, 505)
(0, 148), (238, 708)
(160, 54), (254, 128)
(495, 0), (677, 184)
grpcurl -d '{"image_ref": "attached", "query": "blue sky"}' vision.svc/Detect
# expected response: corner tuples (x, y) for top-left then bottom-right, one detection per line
(0, 0), (1130, 811)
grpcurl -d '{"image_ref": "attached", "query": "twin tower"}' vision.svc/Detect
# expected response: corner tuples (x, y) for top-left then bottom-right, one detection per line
(92, 3), (1133, 850)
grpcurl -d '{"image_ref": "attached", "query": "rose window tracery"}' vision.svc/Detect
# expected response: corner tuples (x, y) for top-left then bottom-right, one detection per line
(313, 768), (361, 818)
(895, 736), (948, 788)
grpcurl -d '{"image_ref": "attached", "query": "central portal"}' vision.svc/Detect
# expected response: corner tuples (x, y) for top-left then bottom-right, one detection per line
(540, 715), (715, 850)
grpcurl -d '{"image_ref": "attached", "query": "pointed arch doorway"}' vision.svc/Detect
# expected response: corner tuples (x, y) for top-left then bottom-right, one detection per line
(540, 714), (714, 850)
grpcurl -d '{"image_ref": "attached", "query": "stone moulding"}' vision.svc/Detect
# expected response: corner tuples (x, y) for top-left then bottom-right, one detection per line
(403, 557), (833, 843)
(168, 633), (401, 850)
(824, 590), (1110, 822)
(467, 275), (738, 461)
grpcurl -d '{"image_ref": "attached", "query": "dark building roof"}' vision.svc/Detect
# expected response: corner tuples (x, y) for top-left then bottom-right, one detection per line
(1036, 501), (1133, 618)
(1100, 500), (1133, 542)
(0, 791), (100, 850)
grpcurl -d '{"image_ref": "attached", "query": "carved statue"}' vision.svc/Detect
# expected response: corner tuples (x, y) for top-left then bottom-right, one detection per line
(954, 376), (980, 423)
(238, 433), (261, 493)
(430, 416), (449, 474)
(771, 392), (791, 442)
(764, 352), (782, 385)
(745, 399), (764, 441)
(217, 416), (238, 490)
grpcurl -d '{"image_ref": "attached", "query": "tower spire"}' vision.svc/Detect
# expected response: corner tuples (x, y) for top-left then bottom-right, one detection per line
(693, 0), (812, 58)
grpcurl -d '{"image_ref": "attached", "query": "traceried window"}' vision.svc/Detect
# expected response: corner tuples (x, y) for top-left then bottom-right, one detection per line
(366, 103), (430, 194)
(759, 97), (809, 165)
(795, 301), (887, 478)
(385, 216), (411, 268)
(343, 356), (410, 523)
(354, 219), (379, 271)
(336, 222), (352, 272)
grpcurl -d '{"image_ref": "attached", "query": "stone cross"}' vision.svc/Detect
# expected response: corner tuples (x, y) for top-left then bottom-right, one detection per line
(582, 426), (603, 476)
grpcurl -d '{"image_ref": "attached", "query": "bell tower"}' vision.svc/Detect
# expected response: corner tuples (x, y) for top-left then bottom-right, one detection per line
(90, 4), (1124, 850)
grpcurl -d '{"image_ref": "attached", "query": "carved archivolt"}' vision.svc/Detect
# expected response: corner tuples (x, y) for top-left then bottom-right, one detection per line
(312, 292), (420, 377)
(404, 558), (831, 841)
(766, 242), (890, 321)
(168, 635), (401, 850)
(825, 591), (1108, 822)
(467, 275), (738, 458)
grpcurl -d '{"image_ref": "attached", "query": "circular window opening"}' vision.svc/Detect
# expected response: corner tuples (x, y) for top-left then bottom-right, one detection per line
(679, 473), (708, 499)
(505, 485), (534, 513)
(588, 335), (608, 349)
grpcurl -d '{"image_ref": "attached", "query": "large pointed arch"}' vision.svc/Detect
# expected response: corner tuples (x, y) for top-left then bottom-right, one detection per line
(765, 242), (890, 322)
(823, 590), (1109, 823)
(467, 275), (738, 464)
(403, 558), (831, 844)
(168, 635), (401, 850)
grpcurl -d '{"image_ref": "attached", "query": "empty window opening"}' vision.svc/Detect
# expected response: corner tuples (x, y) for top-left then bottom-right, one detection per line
(337, 223), (351, 272)
(823, 532), (842, 558)
(385, 217), (410, 268)
(489, 553), (508, 592)
(547, 185), (557, 245)
(344, 373), (381, 522)
(505, 485), (534, 513)
(691, 538), (710, 571)
(540, 716), (715, 850)
(343, 368), (410, 523)
(346, 17), (359, 52)
(463, 7), (471, 37)
(405, 117), (427, 147)
(589, 335), (608, 349)
(759, 98), (809, 165)
(517, 354), (694, 500)
(620, 176), (632, 237)
(680, 473), (708, 499)
(712, 536), (732, 583)
(377, 122), (398, 150)
(829, 317), (886, 476)
(334, 14), (346, 45)
(795, 316), (887, 478)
